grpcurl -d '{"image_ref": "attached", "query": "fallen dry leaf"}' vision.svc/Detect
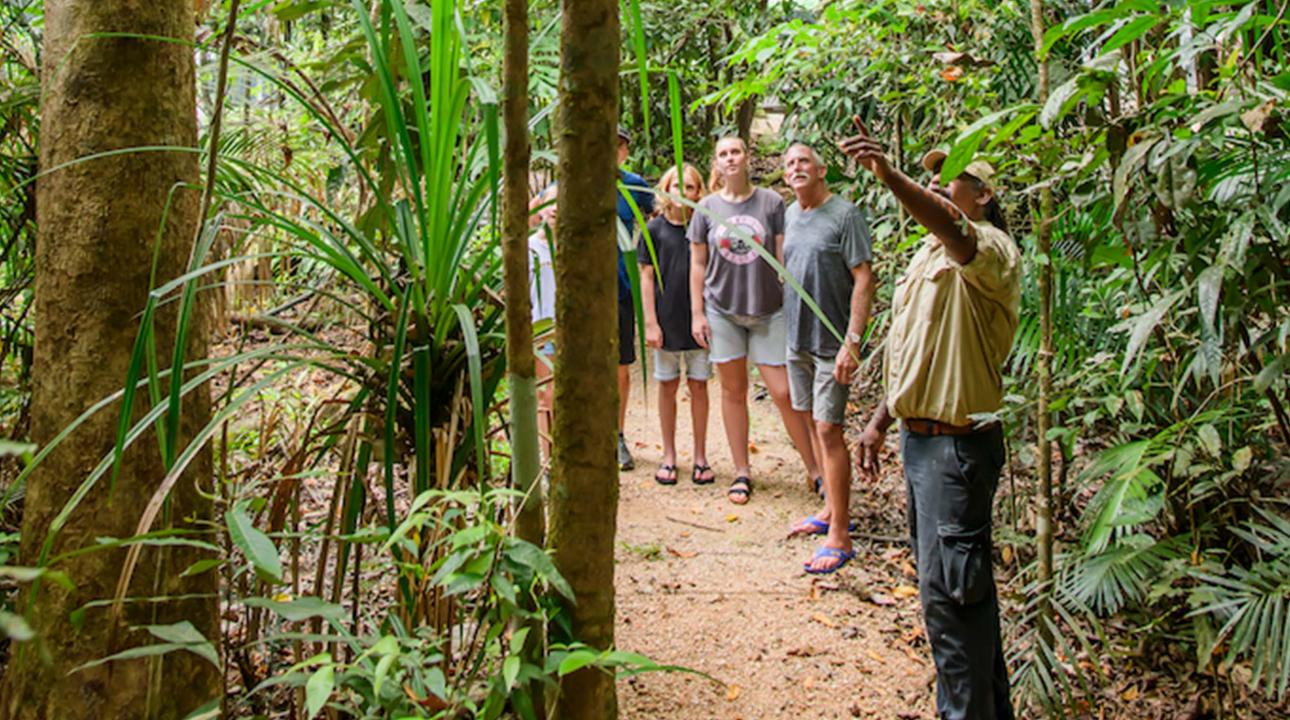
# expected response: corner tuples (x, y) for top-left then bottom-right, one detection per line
(939, 66), (964, 82)
(892, 585), (919, 599)
(725, 514), (739, 523)
(1002, 545), (1014, 564)
(869, 592), (896, 606)
(1120, 685), (1139, 701)
(748, 442), (759, 454)
(666, 546), (698, 559)
(866, 650), (886, 664)
(726, 684), (742, 701)
(803, 676), (816, 690)
(812, 612), (836, 628)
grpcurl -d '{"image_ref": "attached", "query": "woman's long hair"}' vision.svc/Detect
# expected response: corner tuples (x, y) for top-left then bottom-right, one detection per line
(707, 136), (747, 193)
(656, 163), (705, 221)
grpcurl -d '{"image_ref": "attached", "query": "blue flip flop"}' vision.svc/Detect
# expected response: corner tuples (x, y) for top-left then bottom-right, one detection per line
(792, 516), (859, 536)
(803, 546), (856, 575)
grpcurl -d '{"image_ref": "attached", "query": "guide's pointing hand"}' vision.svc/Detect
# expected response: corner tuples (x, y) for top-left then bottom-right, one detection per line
(837, 114), (890, 178)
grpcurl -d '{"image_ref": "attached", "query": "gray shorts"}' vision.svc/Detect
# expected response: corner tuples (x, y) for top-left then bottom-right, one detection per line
(654, 348), (712, 382)
(787, 348), (850, 425)
(707, 308), (787, 366)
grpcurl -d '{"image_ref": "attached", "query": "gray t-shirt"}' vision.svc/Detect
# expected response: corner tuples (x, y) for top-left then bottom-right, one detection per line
(783, 194), (873, 356)
(687, 188), (786, 318)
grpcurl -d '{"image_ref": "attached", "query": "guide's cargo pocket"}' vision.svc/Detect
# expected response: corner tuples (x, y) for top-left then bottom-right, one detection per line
(937, 523), (992, 605)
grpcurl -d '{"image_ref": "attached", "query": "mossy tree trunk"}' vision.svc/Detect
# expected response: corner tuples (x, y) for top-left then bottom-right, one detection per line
(548, 0), (620, 717)
(0, 2), (219, 718)
(502, 0), (546, 714)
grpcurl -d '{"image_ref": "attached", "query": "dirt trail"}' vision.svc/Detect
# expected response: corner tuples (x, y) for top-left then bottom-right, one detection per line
(613, 366), (935, 719)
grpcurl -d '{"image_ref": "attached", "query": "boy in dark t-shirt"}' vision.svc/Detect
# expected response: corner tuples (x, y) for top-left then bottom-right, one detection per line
(638, 163), (713, 486)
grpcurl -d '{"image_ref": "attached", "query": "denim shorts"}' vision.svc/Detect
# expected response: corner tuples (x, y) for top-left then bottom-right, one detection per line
(653, 348), (712, 382)
(706, 308), (787, 366)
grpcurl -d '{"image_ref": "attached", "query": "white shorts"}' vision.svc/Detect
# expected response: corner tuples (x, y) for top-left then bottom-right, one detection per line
(706, 308), (787, 366)
(653, 348), (712, 382)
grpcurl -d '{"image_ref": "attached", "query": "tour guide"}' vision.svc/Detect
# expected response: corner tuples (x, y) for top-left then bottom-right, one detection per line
(840, 125), (1021, 720)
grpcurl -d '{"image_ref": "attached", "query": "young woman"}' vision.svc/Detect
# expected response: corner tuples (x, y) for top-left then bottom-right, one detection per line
(687, 137), (822, 504)
(639, 164), (713, 486)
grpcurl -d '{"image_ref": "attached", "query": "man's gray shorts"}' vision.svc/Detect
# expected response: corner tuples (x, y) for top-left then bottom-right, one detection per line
(787, 348), (849, 425)
(706, 308), (787, 366)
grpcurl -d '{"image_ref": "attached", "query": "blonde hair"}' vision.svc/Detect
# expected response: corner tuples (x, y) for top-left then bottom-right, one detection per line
(707, 136), (748, 193)
(656, 163), (705, 219)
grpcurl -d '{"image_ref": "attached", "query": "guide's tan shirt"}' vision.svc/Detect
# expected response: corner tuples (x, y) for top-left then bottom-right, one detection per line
(885, 220), (1021, 426)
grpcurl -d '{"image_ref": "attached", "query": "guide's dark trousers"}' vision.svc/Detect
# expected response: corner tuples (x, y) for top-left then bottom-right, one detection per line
(902, 424), (1015, 720)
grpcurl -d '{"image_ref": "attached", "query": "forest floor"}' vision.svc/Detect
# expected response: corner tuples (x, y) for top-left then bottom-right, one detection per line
(608, 364), (1281, 720)
(613, 366), (935, 719)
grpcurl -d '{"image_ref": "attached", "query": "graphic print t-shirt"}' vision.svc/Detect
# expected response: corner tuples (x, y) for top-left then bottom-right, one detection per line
(686, 188), (786, 318)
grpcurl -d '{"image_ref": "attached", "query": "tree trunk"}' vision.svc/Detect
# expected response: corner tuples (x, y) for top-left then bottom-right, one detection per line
(502, 0), (547, 715)
(1029, 0), (1056, 627)
(548, 0), (619, 716)
(0, 2), (219, 718)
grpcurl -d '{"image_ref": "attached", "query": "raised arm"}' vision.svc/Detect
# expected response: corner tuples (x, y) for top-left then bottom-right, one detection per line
(838, 135), (979, 265)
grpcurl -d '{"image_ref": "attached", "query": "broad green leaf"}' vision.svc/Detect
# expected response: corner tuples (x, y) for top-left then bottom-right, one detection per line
(244, 596), (346, 622)
(1197, 425), (1222, 458)
(1040, 75), (1083, 129)
(180, 558), (223, 577)
(1255, 355), (1286, 393)
(1197, 264), (1224, 337)
(227, 504), (282, 583)
(144, 622), (220, 668)
(503, 654), (521, 689)
(557, 649), (600, 676)
(1103, 15), (1161, 55)
(1120, 290), (1179, 374)
(940, 128), (987, 183)
(373, 650), (398, 699)
(305, 663), (335, 719)
(1232, 447), (1252, 474)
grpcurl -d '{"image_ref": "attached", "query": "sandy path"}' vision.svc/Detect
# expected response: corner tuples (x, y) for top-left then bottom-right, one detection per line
(613, 367), (936, 719)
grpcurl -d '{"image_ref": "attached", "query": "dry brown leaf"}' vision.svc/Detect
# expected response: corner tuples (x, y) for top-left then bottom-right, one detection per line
(1001, 545), (1014, 564)
(666, 546), (698, 559)
(812, 612), (836, 628)
(892, 585), (919, 599)
(866, 650), (886, 664)
(726, 514), (739, 523)
(803, 677), (816, 690)
(726, 684), (742, 701)
(1120, 685), (1139, 701)
(748, 442), (759, 454)
(939, 66), (964, 82)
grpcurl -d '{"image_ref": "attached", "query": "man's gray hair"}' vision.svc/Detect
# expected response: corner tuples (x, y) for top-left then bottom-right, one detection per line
(786, 142), (825, 167)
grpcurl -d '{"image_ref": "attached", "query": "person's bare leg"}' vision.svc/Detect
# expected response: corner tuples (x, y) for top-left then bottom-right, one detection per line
(716, 357), (750, 475)
(758, 364), (821, 481)
(656, 377), (680, 482)
(806, 419), (854, 572)
(806, 410), (826, 493)
(689, 378), (712, 480)
(535, 354), (554, 461)
(618, 364), (631, 432)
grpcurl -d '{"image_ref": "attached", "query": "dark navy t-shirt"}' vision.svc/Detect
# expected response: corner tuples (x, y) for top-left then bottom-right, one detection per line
(617, 170), (654, 302)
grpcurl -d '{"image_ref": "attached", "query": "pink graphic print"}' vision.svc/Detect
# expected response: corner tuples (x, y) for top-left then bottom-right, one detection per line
(715, 214), (768, 266)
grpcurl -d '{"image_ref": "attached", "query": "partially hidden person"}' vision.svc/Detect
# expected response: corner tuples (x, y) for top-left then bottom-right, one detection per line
(840, 121), (1020, 720)
(640, 163), (715, 487)
(528, 183), (559, 462)
(779, 142), (876, 575)
(615, 126), (655, 471)
(688, 136), (823, 505)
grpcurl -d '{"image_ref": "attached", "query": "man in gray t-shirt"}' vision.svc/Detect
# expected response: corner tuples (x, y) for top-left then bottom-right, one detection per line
(782, 143), (876, 576)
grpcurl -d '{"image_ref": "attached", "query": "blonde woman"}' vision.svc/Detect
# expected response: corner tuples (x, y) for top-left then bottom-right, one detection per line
(688, 137), (822, 504)
(639, 164), (713, 485)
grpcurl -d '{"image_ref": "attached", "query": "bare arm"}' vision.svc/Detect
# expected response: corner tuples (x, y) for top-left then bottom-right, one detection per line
(639, 263), (662, 348)
(689, 241), (710, 348)
(838, 135), (979, 264)
(833, 261), (875, 384)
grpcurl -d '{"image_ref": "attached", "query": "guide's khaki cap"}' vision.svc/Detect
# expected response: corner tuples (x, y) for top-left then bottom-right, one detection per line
(920, 149), (996, 188)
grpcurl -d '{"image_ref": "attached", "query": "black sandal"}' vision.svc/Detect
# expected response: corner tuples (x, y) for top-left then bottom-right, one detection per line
(727, 475), (753, 504)
(654, 464), (678, 486)
(692, 463), (715, 485)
